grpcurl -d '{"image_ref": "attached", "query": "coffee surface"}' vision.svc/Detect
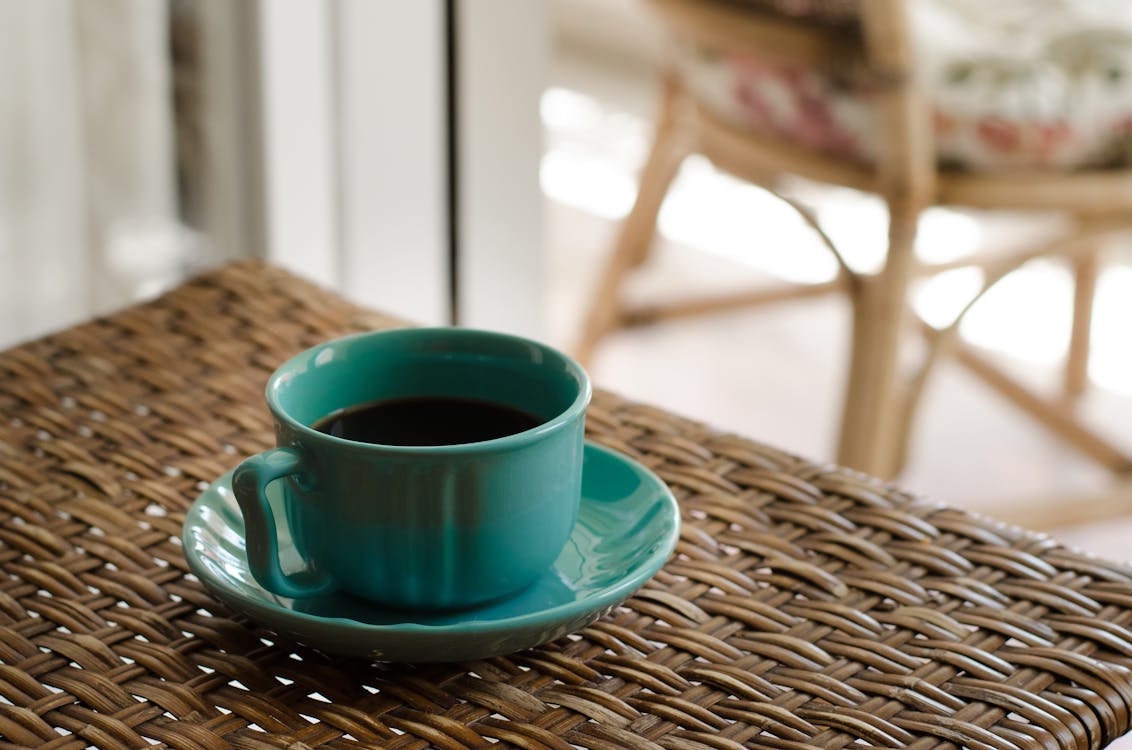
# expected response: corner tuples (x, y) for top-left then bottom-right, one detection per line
(312, 396), (544, 446)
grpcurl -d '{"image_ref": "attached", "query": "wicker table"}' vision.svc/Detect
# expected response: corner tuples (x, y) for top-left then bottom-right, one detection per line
(4, 261), (1132, 749)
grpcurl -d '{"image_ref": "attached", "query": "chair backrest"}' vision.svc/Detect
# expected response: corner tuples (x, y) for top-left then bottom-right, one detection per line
(648, 0), (936, 205)
(858, 0), (935, 207)
(726, 0), (859, 25)
(648, 0), (860, 67)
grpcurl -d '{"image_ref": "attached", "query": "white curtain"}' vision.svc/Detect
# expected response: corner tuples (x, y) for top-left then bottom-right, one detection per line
(0, 0), (184, 349)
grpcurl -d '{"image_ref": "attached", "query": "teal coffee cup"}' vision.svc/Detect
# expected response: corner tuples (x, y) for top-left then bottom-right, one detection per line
(232, 328), (591, 610)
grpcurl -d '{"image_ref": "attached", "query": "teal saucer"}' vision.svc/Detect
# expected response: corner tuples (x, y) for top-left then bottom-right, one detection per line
(183, 442), (680, 662)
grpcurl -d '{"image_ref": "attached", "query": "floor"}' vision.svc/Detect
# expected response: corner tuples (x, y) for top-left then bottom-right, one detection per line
(543, 45), (1132, 561)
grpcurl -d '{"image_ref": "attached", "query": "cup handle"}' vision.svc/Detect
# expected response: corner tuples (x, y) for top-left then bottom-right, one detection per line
(232, 447), (335, 598)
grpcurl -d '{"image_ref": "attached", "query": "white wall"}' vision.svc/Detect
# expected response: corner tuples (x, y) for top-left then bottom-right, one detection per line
(455, 0), (550, 338)
(334, 0), (449, 326)
(255, 0), (550, 333)
(258, 0), (340, 289)
(0, 0), (182, 349)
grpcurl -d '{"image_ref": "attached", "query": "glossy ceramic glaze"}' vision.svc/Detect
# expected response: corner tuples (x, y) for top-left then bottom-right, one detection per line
(184, 442), (679, 662)
(233, 328), (591, 609)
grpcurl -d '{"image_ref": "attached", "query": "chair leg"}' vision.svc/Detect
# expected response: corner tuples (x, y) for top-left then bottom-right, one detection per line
(574, 76), (692, 367)
(837, 206), (920, 478)
(1065, 247), (1100, 402)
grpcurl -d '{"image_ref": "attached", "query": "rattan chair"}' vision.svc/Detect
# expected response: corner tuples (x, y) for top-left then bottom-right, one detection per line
(576, 0), (1132, 499)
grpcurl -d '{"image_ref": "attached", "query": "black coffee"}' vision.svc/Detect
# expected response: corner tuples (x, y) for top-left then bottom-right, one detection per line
(312, 396), (544, 446)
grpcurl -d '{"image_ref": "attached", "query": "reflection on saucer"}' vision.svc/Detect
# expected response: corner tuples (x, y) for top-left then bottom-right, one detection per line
(287, 569), (577, 626)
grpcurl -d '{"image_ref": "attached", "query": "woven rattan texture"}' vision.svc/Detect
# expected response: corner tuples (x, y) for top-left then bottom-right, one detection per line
(2, 262), (1132, 750)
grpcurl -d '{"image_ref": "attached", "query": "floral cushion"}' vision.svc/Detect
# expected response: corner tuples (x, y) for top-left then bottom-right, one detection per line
(679, 0), (1132, 170)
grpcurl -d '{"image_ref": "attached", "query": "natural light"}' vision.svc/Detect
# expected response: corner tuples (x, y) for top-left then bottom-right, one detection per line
(541, 85), (1132, 395)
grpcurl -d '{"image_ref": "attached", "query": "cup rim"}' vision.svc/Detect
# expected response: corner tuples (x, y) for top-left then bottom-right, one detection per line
(264, 327), (592, 454)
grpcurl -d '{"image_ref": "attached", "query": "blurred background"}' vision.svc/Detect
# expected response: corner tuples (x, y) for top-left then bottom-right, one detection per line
(3, 0), (1132, 556)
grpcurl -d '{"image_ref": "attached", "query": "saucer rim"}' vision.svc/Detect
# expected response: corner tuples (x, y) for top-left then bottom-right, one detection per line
(183, 441), (680, 638)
